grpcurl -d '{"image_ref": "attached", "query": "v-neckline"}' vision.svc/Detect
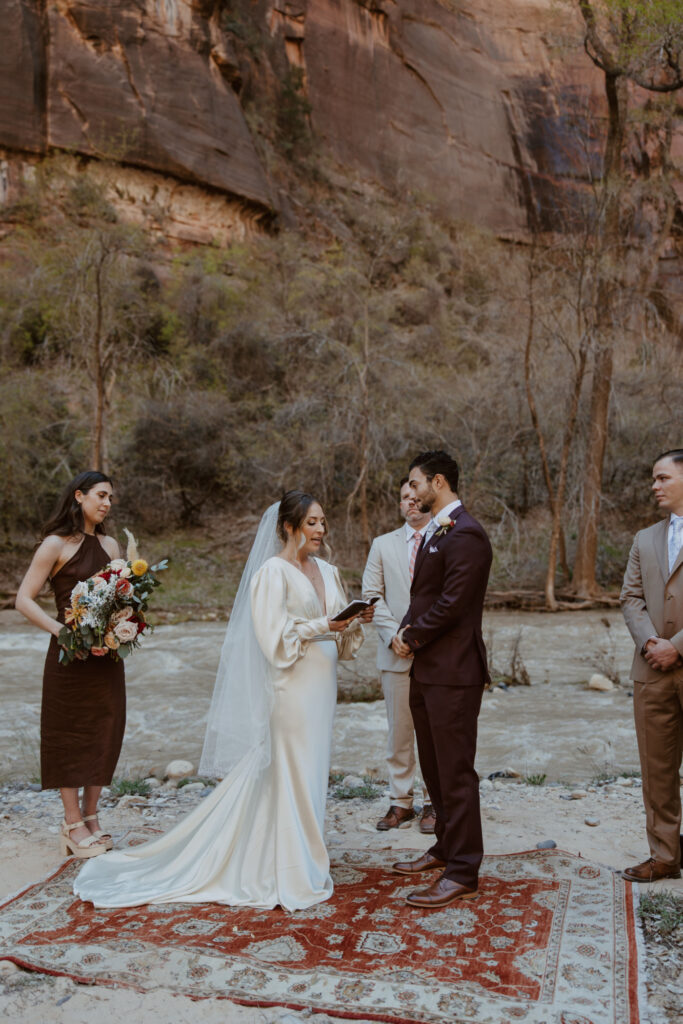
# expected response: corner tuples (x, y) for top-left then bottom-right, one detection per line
(276, 556), (327, 615)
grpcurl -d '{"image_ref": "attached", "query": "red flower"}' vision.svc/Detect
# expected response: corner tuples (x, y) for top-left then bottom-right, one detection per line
(136, 619), (147, 634)
(115, 578), (134, 598)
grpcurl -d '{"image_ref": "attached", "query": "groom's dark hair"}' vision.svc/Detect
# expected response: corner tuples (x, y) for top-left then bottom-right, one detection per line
(655, 449), (683, 466)
(409, 450), (460, 493)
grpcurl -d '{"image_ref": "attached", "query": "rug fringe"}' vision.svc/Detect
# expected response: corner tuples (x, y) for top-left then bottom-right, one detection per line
(632, 887), (650, 1024)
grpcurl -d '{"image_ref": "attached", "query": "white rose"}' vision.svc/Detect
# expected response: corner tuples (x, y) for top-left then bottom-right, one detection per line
(437, 514), (451, 527)
(90, 576), (108, 592)
(114, 620), (138, 643)
(108, 559), (128, 571)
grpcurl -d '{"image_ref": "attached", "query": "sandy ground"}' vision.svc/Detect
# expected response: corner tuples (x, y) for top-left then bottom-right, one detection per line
(0, 608), (681, 1022)
(1, 777), (681, 1024)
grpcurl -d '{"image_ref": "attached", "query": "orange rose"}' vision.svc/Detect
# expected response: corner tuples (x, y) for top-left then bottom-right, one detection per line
(115, 578), (134, 598)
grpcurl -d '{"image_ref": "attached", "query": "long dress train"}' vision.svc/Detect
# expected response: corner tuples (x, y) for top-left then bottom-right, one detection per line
(73, 556), (362, 911)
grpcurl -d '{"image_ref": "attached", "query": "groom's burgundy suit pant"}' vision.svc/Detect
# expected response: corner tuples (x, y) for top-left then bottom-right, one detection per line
(409, 677), (484, 888)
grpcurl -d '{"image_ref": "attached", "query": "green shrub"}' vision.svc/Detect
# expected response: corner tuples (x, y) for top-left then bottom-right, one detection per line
(110, 777), (151, 797)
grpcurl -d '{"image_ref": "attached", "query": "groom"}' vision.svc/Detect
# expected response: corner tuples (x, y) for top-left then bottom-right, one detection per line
(391, 450), (492, 907)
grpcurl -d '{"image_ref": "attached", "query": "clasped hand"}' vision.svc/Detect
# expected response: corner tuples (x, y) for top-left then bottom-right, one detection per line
(327, 603), (376, 633)
(391, 628), (411, 658)
(644, 637), (682, 672)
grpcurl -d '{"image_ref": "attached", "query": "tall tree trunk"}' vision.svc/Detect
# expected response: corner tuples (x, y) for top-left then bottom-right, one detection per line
(91, 256), (106, 470)
(346, 301), (371, 552)
(546, 336), (589, 605)
(572, 339), (613, 595)
(572, 72), (626, 596)
(523, 254), (570, 609)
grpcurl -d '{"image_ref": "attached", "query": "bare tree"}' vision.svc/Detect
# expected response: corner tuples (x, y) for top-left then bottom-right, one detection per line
(523, 246), (590, 609)
(571, 0), (682, 596)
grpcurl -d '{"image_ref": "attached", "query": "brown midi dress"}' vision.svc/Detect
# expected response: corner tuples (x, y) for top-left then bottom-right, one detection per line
(40, 533), (126, 789)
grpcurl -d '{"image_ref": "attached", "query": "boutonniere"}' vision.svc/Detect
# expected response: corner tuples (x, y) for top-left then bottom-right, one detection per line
(433, 514), (454, 539)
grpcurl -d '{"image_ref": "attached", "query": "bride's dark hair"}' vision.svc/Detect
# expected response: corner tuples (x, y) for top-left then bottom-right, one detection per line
(41, 470), (113, 539)
(277, 490), (327, 546)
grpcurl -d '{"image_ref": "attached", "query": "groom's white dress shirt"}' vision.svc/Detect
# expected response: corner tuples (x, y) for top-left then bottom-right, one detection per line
(422, 499), (462, 544)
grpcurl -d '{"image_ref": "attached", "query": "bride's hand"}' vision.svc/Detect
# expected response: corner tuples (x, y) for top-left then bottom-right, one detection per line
(327, 615), (356, 632)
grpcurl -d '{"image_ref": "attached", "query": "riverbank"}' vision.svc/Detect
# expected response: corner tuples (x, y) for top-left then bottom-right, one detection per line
(1, 607), (681, 1022)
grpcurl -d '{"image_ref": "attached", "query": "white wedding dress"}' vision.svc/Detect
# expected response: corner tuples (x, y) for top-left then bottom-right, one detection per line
(73, 555), (363, 911)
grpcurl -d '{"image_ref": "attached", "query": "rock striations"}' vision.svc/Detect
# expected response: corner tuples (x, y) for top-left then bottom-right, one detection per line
(0, 0), (678, 243)
(2, 0), (271, 207)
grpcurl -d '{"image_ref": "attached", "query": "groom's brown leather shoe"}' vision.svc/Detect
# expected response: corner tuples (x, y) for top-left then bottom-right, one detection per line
(392, 852), (446, 875)
(622, 858), (681, 883)
(405, 876), (478, 908)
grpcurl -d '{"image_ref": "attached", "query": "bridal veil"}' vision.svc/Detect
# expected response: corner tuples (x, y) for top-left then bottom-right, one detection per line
(199, 501), (279, 779)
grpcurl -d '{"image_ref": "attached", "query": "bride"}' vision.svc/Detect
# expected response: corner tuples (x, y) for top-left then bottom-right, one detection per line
(74, 491), (373, 911)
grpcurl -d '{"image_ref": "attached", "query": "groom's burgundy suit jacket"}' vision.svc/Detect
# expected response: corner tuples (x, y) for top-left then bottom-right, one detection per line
(400, 505), (492, 687)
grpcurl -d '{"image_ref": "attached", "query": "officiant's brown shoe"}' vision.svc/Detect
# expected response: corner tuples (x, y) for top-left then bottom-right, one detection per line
(622, 858), (681, 883)
(392, 852), (446, 875)
(419, 804), (436, 834)
(405, 876), (478, 908)
(376, 806), (416, 831)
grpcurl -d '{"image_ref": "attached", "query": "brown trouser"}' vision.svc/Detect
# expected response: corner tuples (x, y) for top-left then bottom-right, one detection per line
(633, 667), (683, 868)
(409, 678), (484, 888)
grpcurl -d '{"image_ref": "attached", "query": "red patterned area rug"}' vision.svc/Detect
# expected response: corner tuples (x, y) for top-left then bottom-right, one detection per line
(0, 840), (642, 1024)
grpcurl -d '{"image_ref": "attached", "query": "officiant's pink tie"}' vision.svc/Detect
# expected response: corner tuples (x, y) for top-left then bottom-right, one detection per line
(409, 531), (421, 581)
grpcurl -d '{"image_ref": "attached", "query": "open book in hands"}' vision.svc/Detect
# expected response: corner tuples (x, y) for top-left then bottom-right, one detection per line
(330, 596), (379, 622)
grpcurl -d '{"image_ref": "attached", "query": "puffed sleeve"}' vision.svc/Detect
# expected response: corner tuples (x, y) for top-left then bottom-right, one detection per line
(250, 560), (330, 668)
(326, 564), (365, 662)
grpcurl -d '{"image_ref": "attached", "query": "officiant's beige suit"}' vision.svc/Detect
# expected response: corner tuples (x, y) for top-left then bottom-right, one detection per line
(621, 517), (683, 868)
(362, 527), (427, 809)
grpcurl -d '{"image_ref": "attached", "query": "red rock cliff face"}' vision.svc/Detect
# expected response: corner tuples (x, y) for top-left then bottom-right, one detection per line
(0, 0), (678, 242)
(269, 0), (607, 235)
(0, 0), (272, 211)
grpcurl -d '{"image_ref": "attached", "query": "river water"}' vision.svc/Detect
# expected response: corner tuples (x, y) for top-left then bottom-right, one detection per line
(0, 608), (640, 785)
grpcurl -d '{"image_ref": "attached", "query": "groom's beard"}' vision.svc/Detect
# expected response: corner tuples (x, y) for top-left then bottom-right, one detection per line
(418, 486), (436, 515)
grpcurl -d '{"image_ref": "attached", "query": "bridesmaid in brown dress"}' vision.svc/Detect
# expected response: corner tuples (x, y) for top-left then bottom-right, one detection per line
(16, 471), (126, 859)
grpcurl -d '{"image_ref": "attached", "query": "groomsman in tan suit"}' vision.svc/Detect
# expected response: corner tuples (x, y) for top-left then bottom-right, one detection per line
(362, 479), (433, 831)
(621, 448), (683, 883)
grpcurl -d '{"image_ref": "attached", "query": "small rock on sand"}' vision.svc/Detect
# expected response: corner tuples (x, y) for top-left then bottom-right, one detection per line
(588, 674), (614, 692)
(165, 760), (194, 779)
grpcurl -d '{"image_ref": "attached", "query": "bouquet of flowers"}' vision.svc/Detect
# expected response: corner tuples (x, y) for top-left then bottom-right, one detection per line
(57, 529), (168, 664)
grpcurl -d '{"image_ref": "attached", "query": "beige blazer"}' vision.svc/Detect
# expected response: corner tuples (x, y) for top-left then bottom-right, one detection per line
(620, 517), (683, 682)
(362, 527), (413, 673)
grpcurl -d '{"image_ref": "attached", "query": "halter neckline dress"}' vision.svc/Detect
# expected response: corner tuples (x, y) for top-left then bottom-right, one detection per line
(40, 533), (126, 789)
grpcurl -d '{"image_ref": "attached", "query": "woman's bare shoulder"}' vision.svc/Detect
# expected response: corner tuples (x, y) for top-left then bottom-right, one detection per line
(99, 534), (120, 560)
(37, 535), (68, 560)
